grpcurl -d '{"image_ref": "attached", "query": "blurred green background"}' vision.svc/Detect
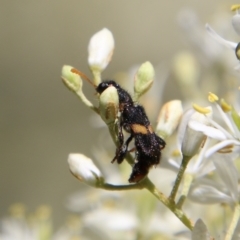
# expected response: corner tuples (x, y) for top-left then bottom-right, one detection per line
(0, 0), (234, 228)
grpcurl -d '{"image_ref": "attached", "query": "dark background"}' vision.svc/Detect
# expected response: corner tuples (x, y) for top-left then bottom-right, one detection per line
(0, 0), (234, 228)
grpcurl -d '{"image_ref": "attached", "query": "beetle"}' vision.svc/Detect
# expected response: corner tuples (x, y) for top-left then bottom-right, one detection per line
(71, 69), (166, 183)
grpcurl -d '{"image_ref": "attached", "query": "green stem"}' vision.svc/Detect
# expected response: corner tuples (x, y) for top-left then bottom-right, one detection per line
(177, 173), (193, 209)
(143, 178), (193, 230)
(224, 203), (240, 240)
(92, 106), (193, 230)
(97, 177), (193, 230)
(98, 182), (144, 191)
(76, 90), (99, 114)
(92, 69), (102, 86)
(169, 155), (192, 202)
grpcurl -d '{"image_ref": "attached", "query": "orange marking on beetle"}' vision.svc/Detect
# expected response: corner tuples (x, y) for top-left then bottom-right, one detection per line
(131, 124), (154, 134)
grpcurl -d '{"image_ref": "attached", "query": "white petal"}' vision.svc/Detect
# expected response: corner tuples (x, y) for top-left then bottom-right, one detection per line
(205, 117), (234, 140)
(168, 158), (181, 169)
(192, 219), (211, 240)
(234, 63), (240, 71)
(232, 14), (240, 35)
(180, 109), (211, 157)
(88, 28), (115, 71)
(177, 109), (194, 153)
(205, 139), (240, 158)
(213, 156), (239, 202)
(205, 24), (237, 50)
(215, 104), (235, 136)
(188, 120), (227, 140)
(189, 182), (232, 204)
(83, 208), (138, 231)
(190, 138), (216, 177)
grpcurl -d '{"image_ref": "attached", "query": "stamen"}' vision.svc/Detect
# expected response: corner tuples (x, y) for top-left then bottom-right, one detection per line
(192, 104), (211, 114)
(217, 144), (234, 153)
(220, 99), (232, 112)
(231, 4), (240, 12)
(208, 92), (219, 103)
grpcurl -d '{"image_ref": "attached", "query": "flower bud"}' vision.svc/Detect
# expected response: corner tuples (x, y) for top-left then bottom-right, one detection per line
(61, 65), (82, 92)
(99, 86), (119, 125)
(173, 51), (199, 87)
(156, 100), (183, 139)
(68, 153), (104, 187)
(134, 61), (154, 100)
(88, 28), (114, 72)
(178, 108), (212, 157)
(35, 205), (52, 221)
(9, 203), (26, 218)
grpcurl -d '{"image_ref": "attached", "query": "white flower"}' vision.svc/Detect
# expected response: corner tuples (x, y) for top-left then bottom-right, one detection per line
(185, 96), (240, 206)
(178, 108), (212, 158)
(161, 108), (215, 179)
(206, 10), (240, 65)
(188, 100), (240, 158)
(189, 153), (239, 205)
(88, 28), (115, 72)
(189, 175), (233, 204)
(0, 218), (35, 240)
(68, 153), (104, 187)
(213, 154), (239, 202)
(83, 207), (138, 231)
(0, 204), (53, 240)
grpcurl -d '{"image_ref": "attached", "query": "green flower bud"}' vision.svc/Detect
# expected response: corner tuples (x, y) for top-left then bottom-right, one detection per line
(134, 61), (154, 100)
(99, 86), (119, 125)
(61, 65), (82, 92)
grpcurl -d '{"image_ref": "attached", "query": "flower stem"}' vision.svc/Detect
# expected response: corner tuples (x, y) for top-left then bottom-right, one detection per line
(96, 120), (193, 229)
(142, 178), (193, 230)
(169, 155), (192, 202)
(177, 173), (193, 209)
(92, 69), (102, 86)
(76, 90), (99, 114)
(224, 203), (240, 240)
(98, 177), (193, 230)
(99, 182), (144, 191)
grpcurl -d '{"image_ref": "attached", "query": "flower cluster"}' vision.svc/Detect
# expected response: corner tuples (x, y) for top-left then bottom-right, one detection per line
(59, 7), (240, 239)
(2, 4), (240, 240)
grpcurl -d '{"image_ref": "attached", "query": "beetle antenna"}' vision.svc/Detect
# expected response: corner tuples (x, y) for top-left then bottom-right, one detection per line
(71, 68), (96, 88)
